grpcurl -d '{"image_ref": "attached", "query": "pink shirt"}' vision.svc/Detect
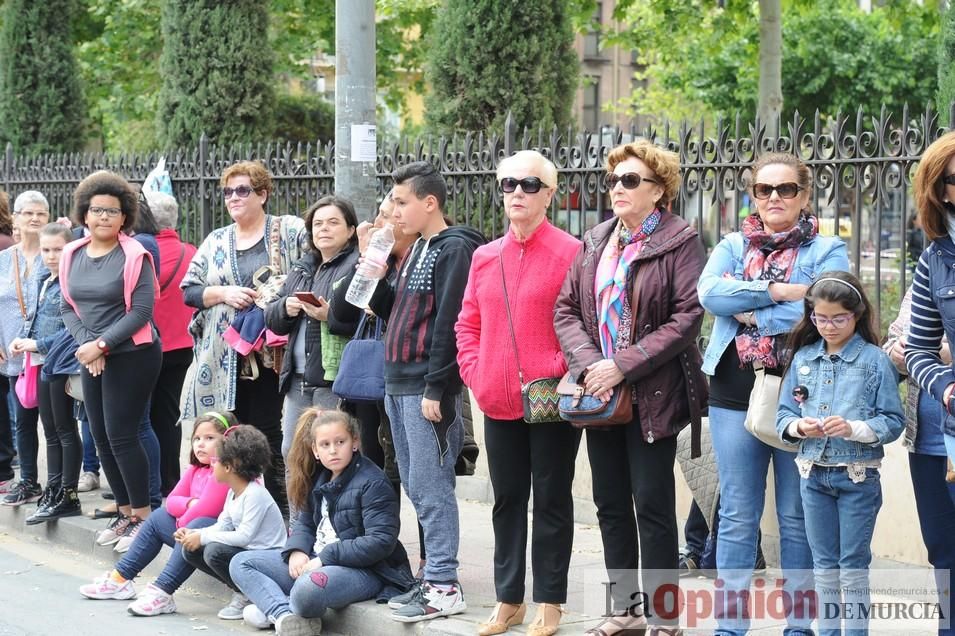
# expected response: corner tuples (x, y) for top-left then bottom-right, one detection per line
(155, 229), (197, 352)
(165, 464), (230, 529)
(456, 220), (581, 420)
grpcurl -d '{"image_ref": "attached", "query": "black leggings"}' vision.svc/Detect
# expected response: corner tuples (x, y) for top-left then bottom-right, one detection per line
(150, 347), (191, 495)
(38, 377), (80, 489)
(233, 366), (287, 519)
(82, 342), (161, 509)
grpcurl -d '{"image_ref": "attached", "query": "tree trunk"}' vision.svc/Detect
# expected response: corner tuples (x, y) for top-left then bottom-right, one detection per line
(757, 0), (783, 135)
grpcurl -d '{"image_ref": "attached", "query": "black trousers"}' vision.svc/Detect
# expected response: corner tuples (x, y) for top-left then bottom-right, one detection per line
(182, 542), (245, 591)
(233, 366), (287, 519)
(586, 415), (679, 622)
(83, 342), (161, 509)
(150, 347), (191, 495)
(38, 377), (80, 489)
(484, 416), (582, 603)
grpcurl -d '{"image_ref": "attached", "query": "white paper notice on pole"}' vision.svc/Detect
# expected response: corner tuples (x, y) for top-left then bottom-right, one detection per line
(350, 124), (376, 162)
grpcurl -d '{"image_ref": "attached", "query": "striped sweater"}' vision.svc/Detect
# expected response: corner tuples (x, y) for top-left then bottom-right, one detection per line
(905, 243), (955, 406)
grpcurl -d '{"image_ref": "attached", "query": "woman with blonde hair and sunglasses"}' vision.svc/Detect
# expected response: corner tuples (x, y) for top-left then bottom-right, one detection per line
(554, 140), (707, 635)
(697, 152), (848, 636)
(180, 161), (304, 517)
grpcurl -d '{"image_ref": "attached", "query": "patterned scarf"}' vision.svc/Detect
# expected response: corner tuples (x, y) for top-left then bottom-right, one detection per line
(734, 212), (818, 368)
(595, 210), (662, 357)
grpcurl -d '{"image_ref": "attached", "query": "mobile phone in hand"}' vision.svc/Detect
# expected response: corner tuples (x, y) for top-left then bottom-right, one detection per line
(294, 291), (323, 307)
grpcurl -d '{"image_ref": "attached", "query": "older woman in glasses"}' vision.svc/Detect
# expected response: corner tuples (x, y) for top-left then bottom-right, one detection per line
(455, 150), (581, 636)
(180, 161), (304, 516)
(697, 152), (848, 635)
(60, 171), (161, 543)
(554, 140), (707, 635)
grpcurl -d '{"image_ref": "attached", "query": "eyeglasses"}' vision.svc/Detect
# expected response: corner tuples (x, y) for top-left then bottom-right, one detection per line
(500, 177), (549, 194)
(810, 312), (854, 329)
(87, 206), (123, 218)
(222, 185), (257, 199)
(943, 174), (955, 186)
(604, 172), (659, 190)
(752, 182), (803, 199)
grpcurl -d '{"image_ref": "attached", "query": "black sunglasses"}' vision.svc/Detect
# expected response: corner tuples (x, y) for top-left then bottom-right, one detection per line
(222, 185), (257, 199)
(500, 176), (549, 194)
(752, 182), (803, 199)
(943, 174), (955, 186)
(604, 172), (659, 190)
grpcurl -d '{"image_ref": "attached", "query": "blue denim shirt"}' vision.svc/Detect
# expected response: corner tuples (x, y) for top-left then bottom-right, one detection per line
(776, 333), (905, 463)
(698, 231), (848, 375)
(19, 268), (65, 355)
(0, 247), (42, 377)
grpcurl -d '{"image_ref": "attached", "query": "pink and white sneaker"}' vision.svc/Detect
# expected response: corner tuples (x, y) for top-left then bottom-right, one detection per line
(127, 583), (177, 616)
(79, 572), (137, 600)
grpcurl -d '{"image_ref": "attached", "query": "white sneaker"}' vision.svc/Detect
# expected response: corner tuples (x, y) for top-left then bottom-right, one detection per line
(79, 572), (137, 600)
(243, 603), (273, 630)
(96, 515), (131, 546)
(390, 581), (466, 622)
(113, 517), (145, 553)
(127, 583), (177, 616)
(77, 471), (100, 492)
(218, 592), (251, 620)
(275, 613), (323, 636)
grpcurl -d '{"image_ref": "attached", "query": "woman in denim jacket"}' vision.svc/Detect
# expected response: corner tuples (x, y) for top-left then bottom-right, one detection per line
(776, 272), (904, 636)
(697, 152), (847, 636)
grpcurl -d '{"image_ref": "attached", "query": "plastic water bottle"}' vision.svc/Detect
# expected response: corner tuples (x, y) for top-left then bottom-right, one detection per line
(346, 223), (395, 309)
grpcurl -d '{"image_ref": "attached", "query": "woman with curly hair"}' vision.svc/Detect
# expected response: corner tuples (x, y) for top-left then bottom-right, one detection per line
(60, 170), (162, 545)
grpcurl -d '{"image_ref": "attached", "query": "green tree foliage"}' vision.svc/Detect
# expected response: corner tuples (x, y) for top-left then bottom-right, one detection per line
(424, 0), (579, 134)
(76, 0), (162, 152)
(939, 0), (955, 120)
(608, 0), (938, 124)
(158, 1), (275, 147)
(0, 0), (86, 154)
(272, 92), (334, 144)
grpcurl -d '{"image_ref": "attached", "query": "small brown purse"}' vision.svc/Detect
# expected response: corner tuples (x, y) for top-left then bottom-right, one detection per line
(556, 373), (633, 428)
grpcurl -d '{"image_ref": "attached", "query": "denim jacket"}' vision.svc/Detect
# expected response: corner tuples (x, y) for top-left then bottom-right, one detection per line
(698, 231), (848, 375)
(19, 269), (65, 355)
(776, 333), (905, 463)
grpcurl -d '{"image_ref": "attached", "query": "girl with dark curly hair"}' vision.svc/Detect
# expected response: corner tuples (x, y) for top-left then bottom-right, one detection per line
(60, 170), (162, 547)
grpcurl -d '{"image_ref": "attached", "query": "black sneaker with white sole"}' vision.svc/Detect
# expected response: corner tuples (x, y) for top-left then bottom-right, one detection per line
(387, 580), (422, 609)
(2, 480), (41, 506)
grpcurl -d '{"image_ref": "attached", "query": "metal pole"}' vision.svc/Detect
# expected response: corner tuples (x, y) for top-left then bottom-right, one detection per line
(335, 0), (377, 223)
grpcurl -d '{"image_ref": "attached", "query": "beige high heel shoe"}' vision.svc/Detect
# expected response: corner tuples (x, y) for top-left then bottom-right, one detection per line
(477, 602), (526, 636)
(527, 602), (566, 636)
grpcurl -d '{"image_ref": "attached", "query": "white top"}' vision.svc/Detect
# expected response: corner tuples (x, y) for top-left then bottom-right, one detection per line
(199, 481), (287, 549)
(311, 496), (340, 555)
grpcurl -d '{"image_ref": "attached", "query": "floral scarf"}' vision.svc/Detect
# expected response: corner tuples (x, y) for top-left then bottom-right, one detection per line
(595, 210), (662, 357)
(734, 212), (818, 368)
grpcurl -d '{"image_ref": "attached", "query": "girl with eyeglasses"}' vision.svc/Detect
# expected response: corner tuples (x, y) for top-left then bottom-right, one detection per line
(180, 161), (305, 520)
(776, 272), (903, 636)
(697, 152), (848, 636)
(60, 171), (162, 548)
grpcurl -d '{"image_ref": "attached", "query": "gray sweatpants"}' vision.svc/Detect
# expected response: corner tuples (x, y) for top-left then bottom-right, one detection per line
(385, 392), (463, 583)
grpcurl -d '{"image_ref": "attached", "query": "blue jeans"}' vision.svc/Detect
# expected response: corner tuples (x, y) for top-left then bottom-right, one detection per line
(230, 548), (383, 621)
(909, 451), (955, 636)
(138, 402), (162, 510)
(801, 465), (882, 636)
(114, 508), (216, 595)
(709, 406), (814, 635)
(79, 407), (100, 475)
(385, 392), (463, 583)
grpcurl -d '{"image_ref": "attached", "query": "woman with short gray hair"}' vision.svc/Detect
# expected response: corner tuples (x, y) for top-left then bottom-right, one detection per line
(144, 190), (198, 496)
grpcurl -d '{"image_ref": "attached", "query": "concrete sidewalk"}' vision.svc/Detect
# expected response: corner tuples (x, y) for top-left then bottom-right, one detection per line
(0, 470), (939, 635)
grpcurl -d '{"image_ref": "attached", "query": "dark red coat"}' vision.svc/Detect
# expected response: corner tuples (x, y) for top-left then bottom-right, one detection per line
(553, 212), (707, 456)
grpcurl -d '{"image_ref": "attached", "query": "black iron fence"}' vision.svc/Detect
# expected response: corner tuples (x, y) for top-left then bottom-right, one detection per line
(2, 103), (950, 325)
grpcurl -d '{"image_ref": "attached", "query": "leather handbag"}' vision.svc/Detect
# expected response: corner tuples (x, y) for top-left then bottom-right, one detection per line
(332, 313), (385, 402)
(15, 352), (39, 409)
(498, 249), (562, 423)
(556, 372), (633, 428)
(743, 362), (792, 451)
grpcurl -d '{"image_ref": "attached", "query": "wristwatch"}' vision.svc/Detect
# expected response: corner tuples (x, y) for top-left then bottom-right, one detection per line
(96, 339), (109, 355)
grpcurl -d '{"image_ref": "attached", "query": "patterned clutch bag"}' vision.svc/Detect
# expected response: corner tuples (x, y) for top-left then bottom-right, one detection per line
(521, 377), (562, 423)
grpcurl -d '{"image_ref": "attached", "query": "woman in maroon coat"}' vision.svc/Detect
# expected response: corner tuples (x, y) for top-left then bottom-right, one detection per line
(554, 140), (707, 636)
